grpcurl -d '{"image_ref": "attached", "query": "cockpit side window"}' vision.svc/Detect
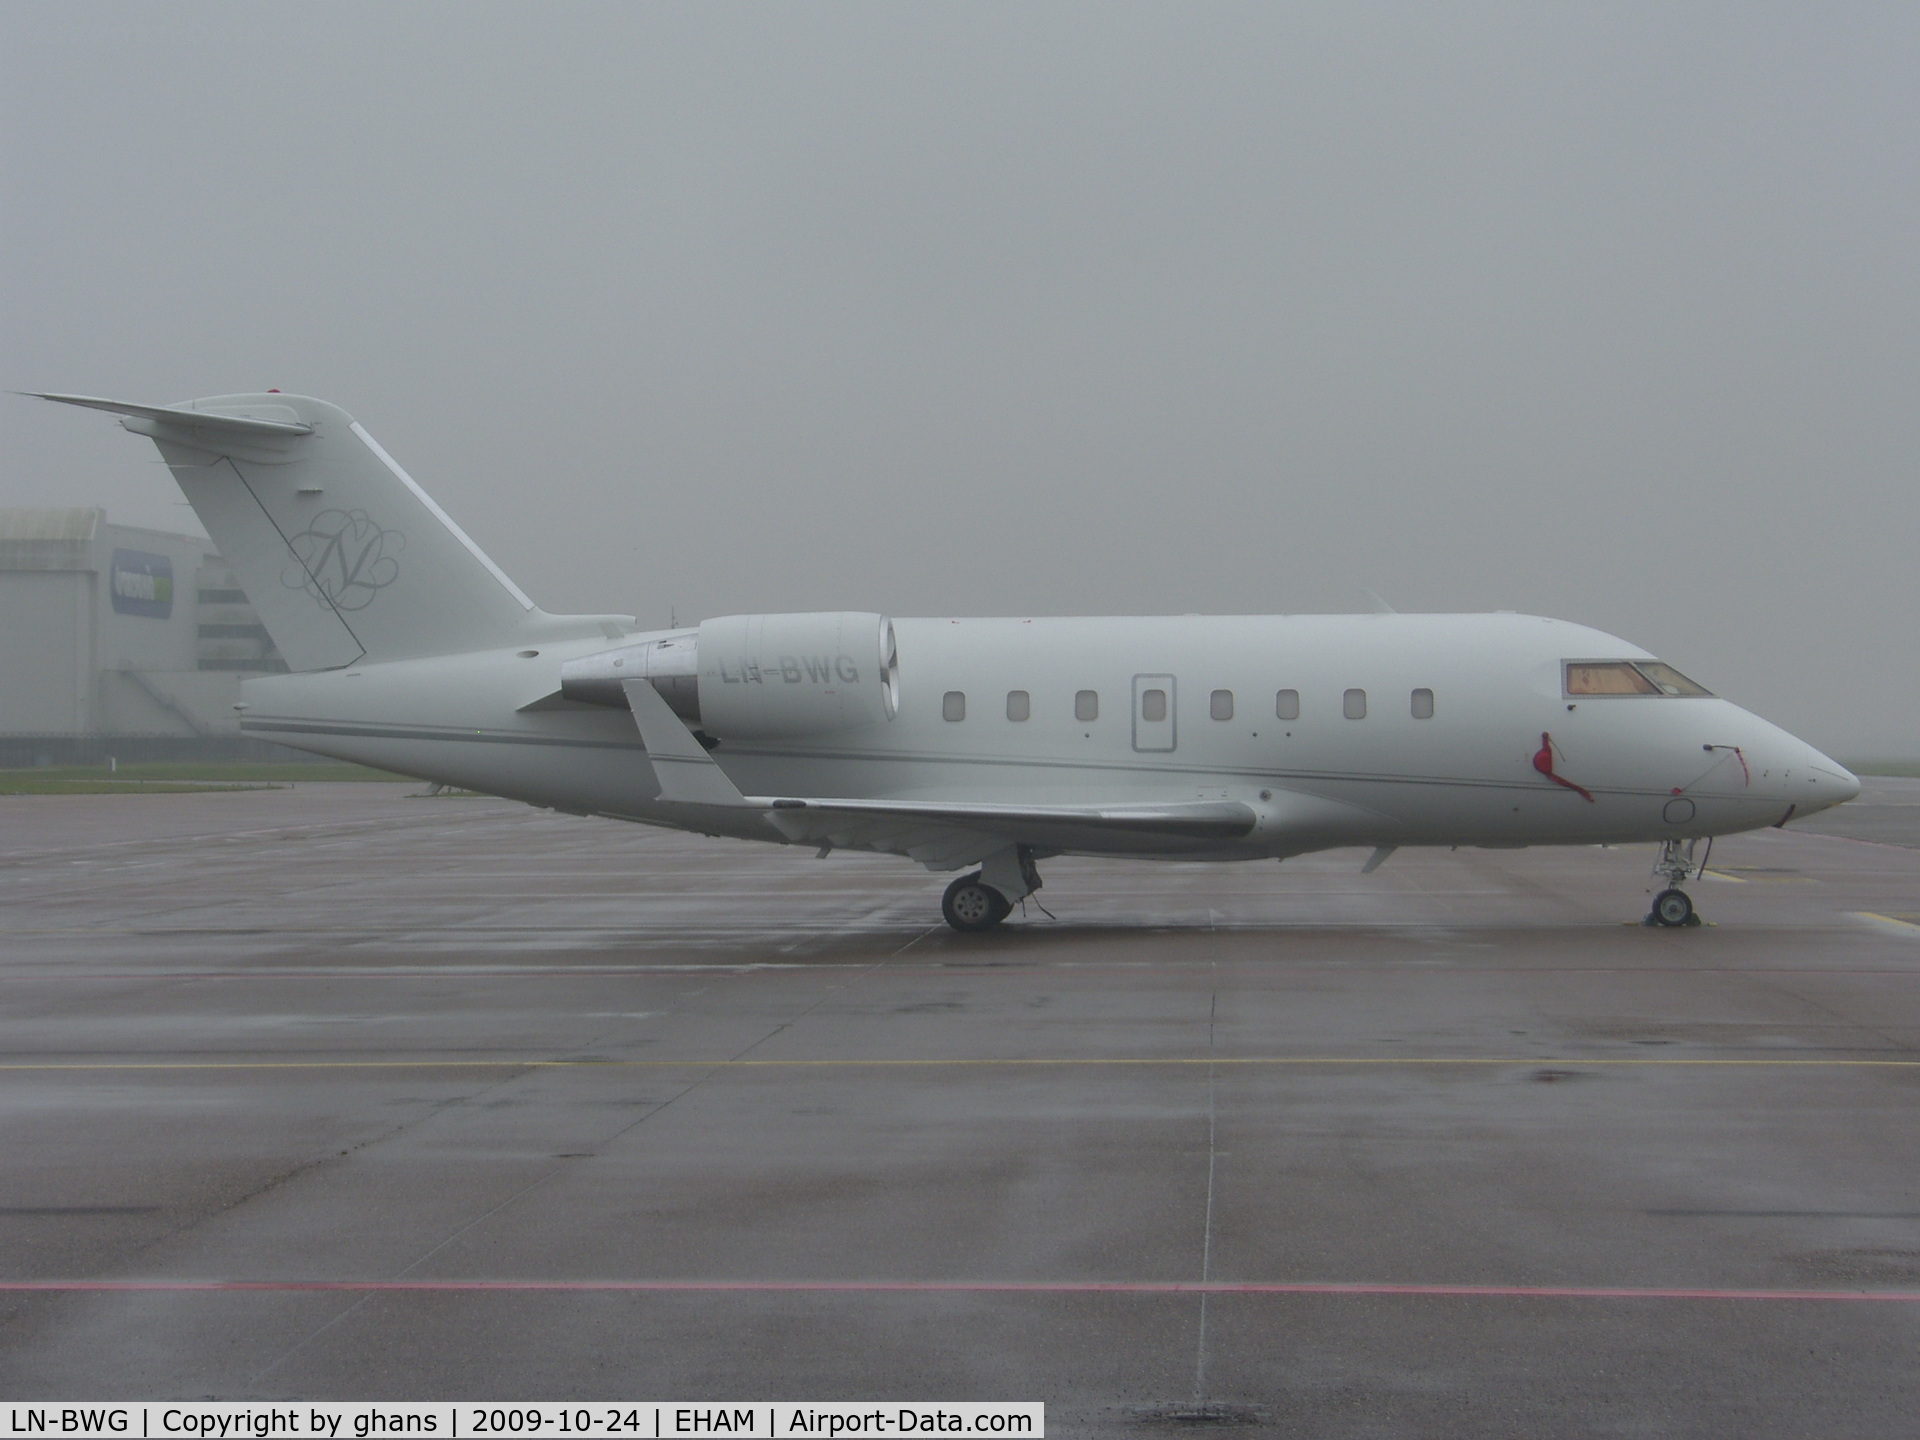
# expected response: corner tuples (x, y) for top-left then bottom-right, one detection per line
(1564, 661), (1713, 697)
(1635, 662), (1713, 697)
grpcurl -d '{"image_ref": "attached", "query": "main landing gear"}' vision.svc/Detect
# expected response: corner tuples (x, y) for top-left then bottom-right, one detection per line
(942, 874), (1012, 932)
(1645, 837), (1706, 928)
(940, 845), (1044, 932)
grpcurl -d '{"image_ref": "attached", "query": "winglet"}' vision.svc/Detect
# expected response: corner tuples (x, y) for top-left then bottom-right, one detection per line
(621, 679), (751, 807)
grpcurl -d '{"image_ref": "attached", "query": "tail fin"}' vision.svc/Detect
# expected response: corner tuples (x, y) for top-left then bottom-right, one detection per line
(32, 392), (556, 669)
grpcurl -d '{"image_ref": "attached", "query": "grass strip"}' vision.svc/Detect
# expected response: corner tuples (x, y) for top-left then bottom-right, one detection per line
(0, 761), (406, 794)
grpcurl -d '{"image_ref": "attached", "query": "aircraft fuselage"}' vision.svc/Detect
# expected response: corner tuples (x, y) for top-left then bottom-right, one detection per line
(236, 612), (1855, 861)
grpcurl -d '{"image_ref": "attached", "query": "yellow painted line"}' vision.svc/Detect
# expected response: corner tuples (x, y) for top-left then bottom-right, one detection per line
(1701, 870), (1749, 884)
(1, 1056), (1916, 1072)
(1855, 911), (1920, 937)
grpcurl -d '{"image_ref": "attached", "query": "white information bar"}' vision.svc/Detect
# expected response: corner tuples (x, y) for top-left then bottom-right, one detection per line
(1, 1405), (1042, 1440)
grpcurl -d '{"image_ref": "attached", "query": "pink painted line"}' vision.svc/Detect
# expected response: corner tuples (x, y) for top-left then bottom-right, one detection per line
(3, 1279), (1917, 1302)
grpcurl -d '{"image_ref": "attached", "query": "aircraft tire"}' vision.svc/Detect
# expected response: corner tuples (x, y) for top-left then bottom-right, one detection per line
(1650, 888), (1695, 927)
(942, 873), (1011, 932)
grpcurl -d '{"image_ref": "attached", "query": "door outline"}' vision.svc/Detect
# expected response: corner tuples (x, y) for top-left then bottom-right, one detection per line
(1132, 673), (1177, 752)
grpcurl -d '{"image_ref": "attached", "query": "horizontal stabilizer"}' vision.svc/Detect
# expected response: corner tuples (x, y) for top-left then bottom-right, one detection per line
(25, 392), (315, 438)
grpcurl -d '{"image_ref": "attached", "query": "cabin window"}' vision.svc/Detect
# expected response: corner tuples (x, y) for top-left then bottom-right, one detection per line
(1006, 690), (1030, 721)
(1411, 687), (1434, 719)
(1141, 689), (1168, 723)
(1564, 661), (1712, 697)
(1275, 689), (1300, 721)
(1343, 688), (1367, 720)
(942, 691), (966, 721)
(1075, 689), (1099, 722)
(1210, 689), (1234, 721)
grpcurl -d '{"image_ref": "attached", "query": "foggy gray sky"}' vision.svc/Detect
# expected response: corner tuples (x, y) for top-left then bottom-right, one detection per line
(4, 3), (1916, 756)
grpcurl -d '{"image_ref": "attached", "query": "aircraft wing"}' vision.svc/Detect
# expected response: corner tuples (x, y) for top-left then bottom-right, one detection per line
(753, 795), (1257, 869)
(755, 794), (1256, 841)
(620, 678), (1257, 866)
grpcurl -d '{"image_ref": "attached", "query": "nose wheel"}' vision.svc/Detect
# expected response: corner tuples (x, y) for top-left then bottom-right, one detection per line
(1644, 838), (1706, 927)
(1649, 888), (1696, 927)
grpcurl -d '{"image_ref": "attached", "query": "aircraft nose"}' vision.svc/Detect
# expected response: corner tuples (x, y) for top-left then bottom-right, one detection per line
(1773, 735), (1860, 816)
(1734, 721), (1860, 817)
(1805, 760), (1862, 813)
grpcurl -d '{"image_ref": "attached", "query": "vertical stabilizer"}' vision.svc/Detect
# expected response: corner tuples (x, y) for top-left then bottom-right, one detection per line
(32, 392), (548, 669)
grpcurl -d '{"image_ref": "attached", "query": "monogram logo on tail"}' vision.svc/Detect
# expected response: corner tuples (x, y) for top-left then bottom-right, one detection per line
(284, 508), (404, 611)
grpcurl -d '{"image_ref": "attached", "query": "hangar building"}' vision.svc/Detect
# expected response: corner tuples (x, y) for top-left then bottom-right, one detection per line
(0, 507), (289, 764)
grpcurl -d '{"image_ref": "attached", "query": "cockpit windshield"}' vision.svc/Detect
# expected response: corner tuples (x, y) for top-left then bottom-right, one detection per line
(1565, 661), (1713, 698)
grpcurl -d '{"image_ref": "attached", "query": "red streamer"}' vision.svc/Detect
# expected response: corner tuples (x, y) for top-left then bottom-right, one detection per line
(1534, 732), (1596, 802)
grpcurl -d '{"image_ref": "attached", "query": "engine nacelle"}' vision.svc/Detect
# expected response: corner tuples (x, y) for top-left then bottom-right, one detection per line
(558, 631), (700, 717)
(696, 612), (898, 739)
(558, 612), (898, 740)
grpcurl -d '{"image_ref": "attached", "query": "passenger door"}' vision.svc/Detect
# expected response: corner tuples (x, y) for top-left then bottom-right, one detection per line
(1132, 673), (1177, 752)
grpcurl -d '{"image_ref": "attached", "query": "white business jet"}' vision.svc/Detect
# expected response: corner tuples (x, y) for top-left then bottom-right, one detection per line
(35, 391), (1859, 931)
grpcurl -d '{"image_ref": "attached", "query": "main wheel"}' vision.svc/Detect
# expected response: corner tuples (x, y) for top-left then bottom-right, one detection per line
(1650, 888), (1695, 927)
(942, 873), (1011, 932)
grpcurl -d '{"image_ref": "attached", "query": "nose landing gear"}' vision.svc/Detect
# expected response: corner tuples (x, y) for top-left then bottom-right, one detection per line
(1645, 837), (1706, 927)
(1650, 887), (1696, 927)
